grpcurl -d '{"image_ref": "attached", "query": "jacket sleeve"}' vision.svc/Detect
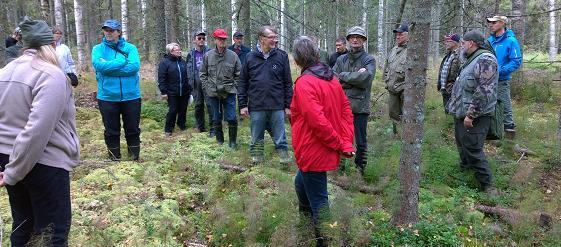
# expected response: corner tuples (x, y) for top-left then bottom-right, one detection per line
(499, 39), (522, 77)
(293, 78), (348, 152)
(238, 55), (249, 109)
(110, 45), (140, 77)
(157, 60), (168, 95)
(336, 56), (376, 89)
(2, 72), (68, 185)
(64, 45), (77, 74)
(199, 53), (209, 93)
(91, 45), (127, 74)
(339, 86), (355, 152)
(234, 55), (241, 87)
(283, 53), (293, 109)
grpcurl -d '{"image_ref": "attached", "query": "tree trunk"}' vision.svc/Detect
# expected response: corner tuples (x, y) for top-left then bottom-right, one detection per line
(377, 0), (385, 66)
(54, 0), (64, 40)
(140, 0), (149, 60)
(430, 0), (442, 65)
(280, 0), (286, 50)
(458, 0), (464, 33)
(558, 108), (561, 142)
(16, 0), (26, 23)
(40, 0), (51, 23)
(335, 0), (340, 37)
(362, 0), (368, 53)
(153, 0), (166, 96)
(300, 0), (305, 35)
(395, 0), (407, 28)
(201, 0), (206, 32)
(121, 0), (128, 40)
(73, 0), (88, 71)
(239, 0), (250, 47)
(165, 0), (178, 43)
(510, 0), (525, 48)
(549, 0), (557, 62)
(0, 0), (8, 67)
(108, 0), (113, 19)
(231, 0), (238, 36)
(391, 0), (432, 226)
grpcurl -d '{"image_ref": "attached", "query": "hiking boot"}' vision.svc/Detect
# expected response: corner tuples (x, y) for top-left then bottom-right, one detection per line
(505, 129), (516, 140)
(128, 145), (140, 161)
(165, 132), (172, 137)
(214, 124), (224, 145)
(108, 147), (121, 161)
(278, 149), (292, 164)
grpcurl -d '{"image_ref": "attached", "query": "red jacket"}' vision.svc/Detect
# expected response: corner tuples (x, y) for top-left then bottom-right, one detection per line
(290, 64), (354, 172)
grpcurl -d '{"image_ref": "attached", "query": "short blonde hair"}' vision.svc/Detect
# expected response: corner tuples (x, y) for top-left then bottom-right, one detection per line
(166, 43), (180, 54)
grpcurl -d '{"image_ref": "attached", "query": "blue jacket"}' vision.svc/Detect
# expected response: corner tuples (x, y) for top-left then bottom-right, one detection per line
(488, 29), (522, 81)
(92, 37), (141, 101)
(186, 46), (209, 90)
(227, 44), (251, 66)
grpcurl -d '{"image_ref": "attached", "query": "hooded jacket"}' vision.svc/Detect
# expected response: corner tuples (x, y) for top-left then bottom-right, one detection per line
(92, 37), (141, 102)
(158, 54), (190, 96)
(487, 29), (522, 81)
(291, 63), (354, 172)
(0, 49), (80, 185)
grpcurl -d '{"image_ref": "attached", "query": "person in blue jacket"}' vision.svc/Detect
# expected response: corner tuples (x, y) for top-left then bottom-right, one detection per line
(92, 19), (141, 161)
(487, 15), (522, 139)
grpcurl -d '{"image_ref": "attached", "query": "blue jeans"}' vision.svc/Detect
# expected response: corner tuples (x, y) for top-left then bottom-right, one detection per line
(249, 110), (288, 156)
(294, 170), (329, 220)
(208, 94), (237, 126)
(498, 80), (515, 129)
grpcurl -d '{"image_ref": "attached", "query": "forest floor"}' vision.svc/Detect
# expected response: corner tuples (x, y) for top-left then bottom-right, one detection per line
(1, 54), (561, 246)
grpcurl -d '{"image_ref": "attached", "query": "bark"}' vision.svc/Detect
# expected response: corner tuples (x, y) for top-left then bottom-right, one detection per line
(361, 0), (368, 53)
(201, 0), (206, 32)
(121, 0), (128, 40)
(140, 0), (148, 59)
(335, 0), (340, 37)
(510, 0), (526, 48)
(329, 177), (384, 194)
(549, 0), (557, 62)
(153, 0), (166, 95)
(231, 0), (238, 37)
(280, 0), (286, 50)
(0, 0), (7, 67)
(108, 0), (113, 19)
(475, 204), (552, 228)
(16, 0), (25, 23)
(395, 0), (407, 29)
(73, 0), (88, 71)
(391, 0), (432, 226)
(165, 0), (178, 43)
(239, 0), (251, 46)
(377, 0), (384, 66)
(430, 0), (442, 65)
(558, 108), (561, 142)
(54, 0), (64, 41)
(40, 0), (51, 23)
(300, 0), (305, 35)
(458, 0), (464, 33)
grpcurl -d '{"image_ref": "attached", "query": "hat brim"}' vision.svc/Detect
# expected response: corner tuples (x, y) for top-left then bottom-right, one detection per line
(346, 34), (367, 40)
(486, 17), (503, 22)
(102, 26), (121, 30)
(233, 35), (244, 38)
(214, 35), (228, 39)
(393, 29), (407, 33)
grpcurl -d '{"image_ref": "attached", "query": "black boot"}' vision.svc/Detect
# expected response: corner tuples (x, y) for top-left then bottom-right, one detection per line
(215, 124), (224, 145)
(228, 125), (238, 150)
(108, 146), (121, 161)
(127, 145), (140, 161)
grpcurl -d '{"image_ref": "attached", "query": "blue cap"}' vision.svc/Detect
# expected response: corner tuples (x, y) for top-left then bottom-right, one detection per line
(102, 19), (121, 30)
(393, 22), (409, 33)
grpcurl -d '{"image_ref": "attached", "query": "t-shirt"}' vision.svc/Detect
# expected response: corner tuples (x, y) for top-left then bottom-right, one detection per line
(194, 50), (204, 70)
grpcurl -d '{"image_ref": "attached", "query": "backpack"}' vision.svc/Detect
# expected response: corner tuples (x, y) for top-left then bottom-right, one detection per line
(486, 99), (504, 140)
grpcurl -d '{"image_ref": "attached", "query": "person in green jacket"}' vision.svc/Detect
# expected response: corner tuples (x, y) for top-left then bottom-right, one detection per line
(384, 22), (409, 135)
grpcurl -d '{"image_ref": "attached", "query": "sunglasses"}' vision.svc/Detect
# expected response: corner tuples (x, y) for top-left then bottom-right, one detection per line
(197, 37), (206, 41)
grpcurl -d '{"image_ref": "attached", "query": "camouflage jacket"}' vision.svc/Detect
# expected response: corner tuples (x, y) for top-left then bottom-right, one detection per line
(384, 44), (407, 93)
(199, 48), (241, 98)
(332, 48), (376, 114)
(447, 49), (498, 119)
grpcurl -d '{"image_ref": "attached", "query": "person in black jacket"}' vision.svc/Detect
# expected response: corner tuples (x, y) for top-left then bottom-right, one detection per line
(328, 37), (348, 68)
(238, 26), (293, 164)
(158, 43), (190, 136)
(228, 31), (251, 66)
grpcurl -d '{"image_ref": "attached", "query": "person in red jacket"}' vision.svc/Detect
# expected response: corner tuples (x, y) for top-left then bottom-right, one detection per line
(290, 36), (355, 247)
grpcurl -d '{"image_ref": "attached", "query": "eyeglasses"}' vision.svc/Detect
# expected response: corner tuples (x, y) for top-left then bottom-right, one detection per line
(197, 37), (206, 41)
(103, 29), (117, 33)
(261, 35), (278, 40)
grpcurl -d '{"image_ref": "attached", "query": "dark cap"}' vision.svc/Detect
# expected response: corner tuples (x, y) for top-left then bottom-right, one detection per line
(233, 31), (244, 38)
(19, 16), (54, 48)
(444, 33), (461, 43)
(102, 19), (121, 30)
(193, 31), (206, 37)
(463, 30), (486, 46)
(393, 22), (409, 33)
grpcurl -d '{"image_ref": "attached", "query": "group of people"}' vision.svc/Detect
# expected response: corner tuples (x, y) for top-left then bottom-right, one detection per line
(0, 12), (522, 246)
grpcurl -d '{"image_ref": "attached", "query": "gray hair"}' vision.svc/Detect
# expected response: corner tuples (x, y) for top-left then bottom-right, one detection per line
(165, 42), (180, 54)
(292, 36), (319, 69)
(257, 25), (277, 38)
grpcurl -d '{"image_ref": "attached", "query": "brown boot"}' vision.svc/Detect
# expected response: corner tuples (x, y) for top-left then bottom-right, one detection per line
(505, 129), (516, 140)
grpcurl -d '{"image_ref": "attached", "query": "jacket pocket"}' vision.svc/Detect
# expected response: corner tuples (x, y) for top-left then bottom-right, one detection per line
(346, 89), (366, 112)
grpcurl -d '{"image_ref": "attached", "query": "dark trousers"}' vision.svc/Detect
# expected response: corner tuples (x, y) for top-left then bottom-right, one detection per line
(295, 170), (329, 247)
(193, 79), (214, 131)
(0, 154), (71, 247)
(165, 95), (189, 133)
(442, 92), (451, 114)
(454, 116), (493, 188)
(98, 98), (141, 148)
(353, 113), (369, 169)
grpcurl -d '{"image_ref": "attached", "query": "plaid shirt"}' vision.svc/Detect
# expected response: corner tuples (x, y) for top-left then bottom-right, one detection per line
(437, 49), (461, 93)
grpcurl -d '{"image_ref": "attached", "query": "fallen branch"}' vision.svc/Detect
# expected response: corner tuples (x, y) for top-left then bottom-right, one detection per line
(219, 163), (248, 173)
(514, 144), (536, 156)
(475, 204), (552, 228)
(329, 177), (383, 194)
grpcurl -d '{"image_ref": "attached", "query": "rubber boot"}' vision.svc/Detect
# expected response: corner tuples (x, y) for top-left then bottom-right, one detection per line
(108, 146), (121, 161)
(228, 125), (238, 150)
(215, 124), (224, 145)
(127, 145), (140, 161)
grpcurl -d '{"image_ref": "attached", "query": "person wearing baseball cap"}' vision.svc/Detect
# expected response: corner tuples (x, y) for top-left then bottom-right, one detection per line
(332, 26), (376, 176)
(447, 29), (500, 197)
(437, 33), (462, 113)
(92, 19), (142, 161)
(188, 31), (215, 136)
(200, 28), (242, 149)
(384, 22), (409, 135)
(228, 31), (251, 66)
(487, 15), (522, 139)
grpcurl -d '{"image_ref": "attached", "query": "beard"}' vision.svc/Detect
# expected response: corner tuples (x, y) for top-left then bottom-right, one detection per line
(459, 47), (468, 63)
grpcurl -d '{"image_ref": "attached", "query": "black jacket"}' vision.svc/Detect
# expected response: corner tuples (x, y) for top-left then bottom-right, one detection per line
(186, 46), (210, 89)
(227, 44), (251, 66)
(238, 48), (293, 111)
(158, 54), (190, 96)
(328, 50), (348, 68)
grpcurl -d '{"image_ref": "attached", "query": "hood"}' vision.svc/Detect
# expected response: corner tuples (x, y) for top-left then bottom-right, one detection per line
(302, 63), (334, 81)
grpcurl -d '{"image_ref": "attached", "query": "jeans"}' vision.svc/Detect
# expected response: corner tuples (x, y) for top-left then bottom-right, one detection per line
(353, 113), (369, 170)
(294, 170), (329, 220)
(193, 79), (214, 131)
(1, 154), (71, 247)
(454, 116), (493, 188)
(98, 98), (141, 148)
(498, 80), (515, 129)
(208, 94), (237, 127)
(249, 110), (288, 156)
(165, 95), (189, 133)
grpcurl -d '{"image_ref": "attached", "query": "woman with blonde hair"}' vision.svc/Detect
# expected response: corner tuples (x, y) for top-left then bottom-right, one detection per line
(0, 17), (80, 246)
(158, 42), (190, 136)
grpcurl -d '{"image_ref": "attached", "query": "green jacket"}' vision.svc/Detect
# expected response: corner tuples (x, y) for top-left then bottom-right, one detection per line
(199, 48), (241, 98)
(384, 45), (407, 93)
(333, 48), (376, 114)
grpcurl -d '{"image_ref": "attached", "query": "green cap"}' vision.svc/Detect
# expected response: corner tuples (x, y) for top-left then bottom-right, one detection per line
(19, 16), (54, 48)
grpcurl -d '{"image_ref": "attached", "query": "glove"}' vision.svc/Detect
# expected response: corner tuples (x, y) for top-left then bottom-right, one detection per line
(67, 73), (79, 87)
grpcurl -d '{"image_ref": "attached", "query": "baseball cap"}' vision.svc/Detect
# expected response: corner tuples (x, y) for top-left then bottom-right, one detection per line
(213, 29), (228, 39)
(486, 15), (508, 24)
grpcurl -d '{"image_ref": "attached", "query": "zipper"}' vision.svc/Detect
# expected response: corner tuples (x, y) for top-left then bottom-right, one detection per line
(177, 60), (182, 96)
(114, 48), (124, 101)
